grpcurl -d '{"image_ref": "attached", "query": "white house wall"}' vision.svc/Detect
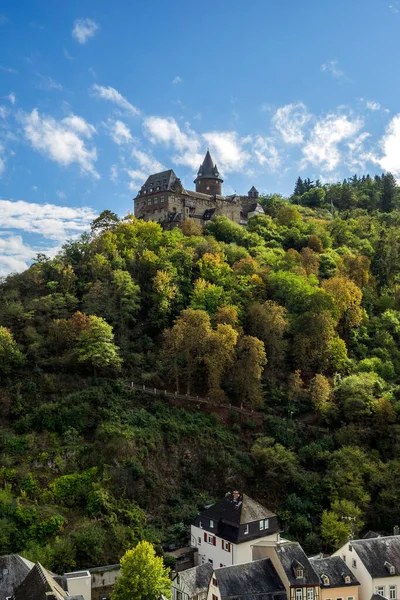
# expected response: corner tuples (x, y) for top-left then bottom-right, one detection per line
(333, 542), (372, 600)
(191, 525), (279, 567)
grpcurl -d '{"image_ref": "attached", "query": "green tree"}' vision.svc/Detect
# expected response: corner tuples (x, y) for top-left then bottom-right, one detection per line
(76, 315), (122, 372)
(112, 540), (171, 600)
(0, 327), (24, 376)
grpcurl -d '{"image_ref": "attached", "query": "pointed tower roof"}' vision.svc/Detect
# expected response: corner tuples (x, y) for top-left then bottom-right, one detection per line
(195, 150), (223, 181)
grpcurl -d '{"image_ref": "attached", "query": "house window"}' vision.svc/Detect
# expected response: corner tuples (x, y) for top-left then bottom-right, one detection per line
(222, 540), (231, 552)
(349, 544), (352, 551)
(207, 534), (216, 545)
(348, 597), (355, 600)
(259, 519), (270, 530)
(210, 519), (214, 528)
(390, 586), (396, 599)
(342, 555), (346, 564)
(307, 589), (314, 600)
(177, 592), (183, 600)
(244, 524), (249, 535)
(322, 575), (330, 586)
(296, 569), (304, 579)
(147, 199), (151, 205)
(199, 521), (203, 529)
(376, 587), (385, 597)
(198, 537), (201, 545)
(296, 589), (303, 600)
(352, 559), (357, 568)
(154, 198), (158, 204)
(150, 188), (153, 192)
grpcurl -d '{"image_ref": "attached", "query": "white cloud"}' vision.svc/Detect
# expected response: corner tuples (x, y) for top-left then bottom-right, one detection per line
(0, 156), (4, 176)
(347, 132), (371, 170)
(0, 106), (8, 119)
(0, 65), (17, 74)
(0, 199), (97, 241)
(202, 131), (250, 173)
(302, 113), (363, 172)
(72, 18), (99, 44)
(272, 102), (311, 144)
(107, 119), (133, 145)
(321, 59), (348, 81)
(172, 76), (183, 84)
(0, 199), (97, 275)
(35, 73), (63, 91)
(144, 116), (202, 169)
(7, 92), (15, 105)
(63, 48), (74, 60)
(91, 84), (140, 115)
(366, 100), (381, 111)
(252, 136), (282, 171)
(127, 169), (147, 190)
(373, 114), (400, 176)
(131, 148), (165, 172)
(20, 109), (99, 177)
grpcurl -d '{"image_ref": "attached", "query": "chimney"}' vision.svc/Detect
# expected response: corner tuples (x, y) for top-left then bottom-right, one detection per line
(233, 490), (240, 501)
(394, 525), (399, 536)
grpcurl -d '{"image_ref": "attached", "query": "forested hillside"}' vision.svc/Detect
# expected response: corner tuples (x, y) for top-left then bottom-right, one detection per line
(1, 172), (400, 572)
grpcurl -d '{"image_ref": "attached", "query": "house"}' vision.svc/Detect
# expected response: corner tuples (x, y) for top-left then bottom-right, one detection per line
(172, 562), (213, 600)
(0, 554), (35, 599)
(190, 491), (280, 567)
(87, 563), (121, 600)
(334, 536), (400, 600)
(310, 556), (360, 600)
(13, 561), (84, 600)
(256, 541), (321, 600)
(134, 150), (263, 228)
(206, 557), (287, 600)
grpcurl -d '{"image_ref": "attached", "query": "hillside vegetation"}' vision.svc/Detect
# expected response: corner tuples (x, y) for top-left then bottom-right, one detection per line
(1, 172), (400, 570)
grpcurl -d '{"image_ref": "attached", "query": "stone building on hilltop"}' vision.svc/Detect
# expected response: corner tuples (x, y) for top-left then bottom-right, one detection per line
(133, 150), (264, 228)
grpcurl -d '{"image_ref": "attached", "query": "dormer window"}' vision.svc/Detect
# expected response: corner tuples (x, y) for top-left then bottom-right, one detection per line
(244, 524), (249, 535)
(321, 575), (330, 586)
(210, 519), (214, 529)
(199, 520), (203, 529)
(296, 569), (304, 579)
(385, 561), (396, 575)
(345, 576), (351, 584)
(259, 518), (270, 531)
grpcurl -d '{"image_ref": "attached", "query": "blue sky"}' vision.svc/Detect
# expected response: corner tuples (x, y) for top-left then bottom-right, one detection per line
(0, 0), (399, 274)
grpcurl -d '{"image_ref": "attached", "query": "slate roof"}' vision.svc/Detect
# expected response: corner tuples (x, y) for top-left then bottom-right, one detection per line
(200, 493), (276, 526)
(275, 543), (320, 586)
(310, 556), (360, 588)
(371, 594), (388, 600)
(174, 562), (213, 596)
(13, 562), (70, 600)
(249, 186), (259, 195)
(0, 554), (35, 599)
(351, 536), (400, 578)
(215, 557), (287, 600)
(248, 202), (265, 214)
(138, 169), (178, 196)
(363, 531), (381, 539)
(195, 150), (222, 181)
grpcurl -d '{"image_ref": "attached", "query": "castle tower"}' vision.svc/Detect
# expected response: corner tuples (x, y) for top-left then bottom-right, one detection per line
(194, 150), (223, 195)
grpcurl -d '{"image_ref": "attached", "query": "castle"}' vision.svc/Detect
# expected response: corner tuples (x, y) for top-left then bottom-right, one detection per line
(133, 150), (264, 228)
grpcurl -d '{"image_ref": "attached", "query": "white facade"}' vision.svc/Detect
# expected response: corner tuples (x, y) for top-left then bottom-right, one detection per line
(191, 524), (280, 568)
(334, 541), (400, 600)
(65, 570), (92, 600)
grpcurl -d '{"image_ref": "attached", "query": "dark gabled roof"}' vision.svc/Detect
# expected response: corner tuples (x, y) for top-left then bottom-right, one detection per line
(310, 556), (360, 588)
(371, 594), (388, 600)
(363, 531), (381, 539)
(0, 554), (35, 598)
(249, 186), (259, 194)
(195, 150), (223, 182)
(14, 562), (68, 600)
(215, 557), (286, 600)
(248, 202), (264, 214)
(351, 536), (400, 578)
(275, 543), (320, 586)
(138, 169), (178, 196)
(174, 562), (213, 596)
(199, 493), (276, 527)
